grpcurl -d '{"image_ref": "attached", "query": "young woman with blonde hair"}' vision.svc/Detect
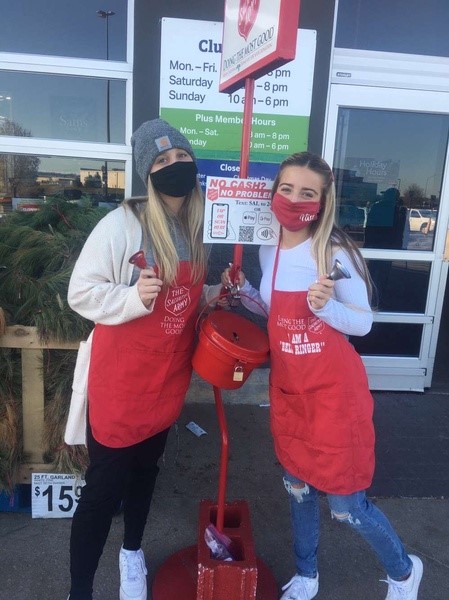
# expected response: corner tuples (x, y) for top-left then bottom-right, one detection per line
(223, 151), (422, 600)
(66, 119), (221, 600)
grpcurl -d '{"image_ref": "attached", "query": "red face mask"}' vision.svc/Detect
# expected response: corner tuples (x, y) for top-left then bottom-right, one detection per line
(271, 192), (321, 231)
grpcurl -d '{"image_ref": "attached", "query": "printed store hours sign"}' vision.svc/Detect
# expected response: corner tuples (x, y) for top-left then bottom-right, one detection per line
(160, 18), (316, 163)
(345, 157), (400, 186)
(204, 176), (280, 245)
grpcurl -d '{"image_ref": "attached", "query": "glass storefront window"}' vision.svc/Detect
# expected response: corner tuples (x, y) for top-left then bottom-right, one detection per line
(336, 0), (449, 58)
(0, 71), (126, 144)
(0, 0), (127, 61)
(0, 154), (125, 212)
(333, 108), (449, 252)
(367, 260), (431, 313)
(351, 322), (423, 357)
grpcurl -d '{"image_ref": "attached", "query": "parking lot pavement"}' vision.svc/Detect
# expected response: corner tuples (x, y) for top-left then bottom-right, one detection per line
(1, 393), (449, 599)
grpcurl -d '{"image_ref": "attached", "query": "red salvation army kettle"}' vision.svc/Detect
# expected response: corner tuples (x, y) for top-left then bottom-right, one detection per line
(192, 310), (269, 390)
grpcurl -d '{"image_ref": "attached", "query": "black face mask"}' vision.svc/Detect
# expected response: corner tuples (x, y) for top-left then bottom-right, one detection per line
(150, 161), (198, 197)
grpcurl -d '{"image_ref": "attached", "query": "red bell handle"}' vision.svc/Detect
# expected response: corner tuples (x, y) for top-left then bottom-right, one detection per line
(218, 262), (242, 308)
(129, 250), (148, 269)
(228, 262), (241, 289)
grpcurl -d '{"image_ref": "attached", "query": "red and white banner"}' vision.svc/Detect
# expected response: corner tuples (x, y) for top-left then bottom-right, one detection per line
(220, 0), (301, 92)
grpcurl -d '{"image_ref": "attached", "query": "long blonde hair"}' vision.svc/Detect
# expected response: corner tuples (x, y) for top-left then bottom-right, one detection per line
(125, 178), (207, 285)
(272, 152), (373, 302)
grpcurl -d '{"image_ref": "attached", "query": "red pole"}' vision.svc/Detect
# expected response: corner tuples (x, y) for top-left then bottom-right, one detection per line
(213, 385), (229, 532)
(229, 77), (255, 285)
(215, 79), (255, 532)
(239, 77), (255, 178)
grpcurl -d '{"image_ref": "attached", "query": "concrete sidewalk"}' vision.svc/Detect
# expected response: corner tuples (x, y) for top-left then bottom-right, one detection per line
(1, 391), (448, 599)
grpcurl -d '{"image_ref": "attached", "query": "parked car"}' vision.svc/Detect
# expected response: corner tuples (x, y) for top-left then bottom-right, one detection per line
(408, 208), (436, 233)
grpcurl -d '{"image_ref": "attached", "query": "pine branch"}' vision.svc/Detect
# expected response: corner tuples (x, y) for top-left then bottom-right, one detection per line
(0, 198), (108, 486)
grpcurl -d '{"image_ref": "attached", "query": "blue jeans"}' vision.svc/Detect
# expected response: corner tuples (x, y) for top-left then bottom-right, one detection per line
(283, 471), (412, 580)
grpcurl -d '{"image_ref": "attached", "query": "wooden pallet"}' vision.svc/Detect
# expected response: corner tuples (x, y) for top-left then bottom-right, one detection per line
(0, 325), (80, 483)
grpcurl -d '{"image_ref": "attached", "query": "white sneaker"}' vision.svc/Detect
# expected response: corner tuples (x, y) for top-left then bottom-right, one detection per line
(119, 547), (148, 600)
(384, 555), (423, 599)
(280, 573), (319, 600)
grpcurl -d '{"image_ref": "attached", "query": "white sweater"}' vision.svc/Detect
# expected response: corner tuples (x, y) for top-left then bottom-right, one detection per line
(65, 204), (221, 445)
(240, 238), (373, 337)
(68, 204), (221, 325)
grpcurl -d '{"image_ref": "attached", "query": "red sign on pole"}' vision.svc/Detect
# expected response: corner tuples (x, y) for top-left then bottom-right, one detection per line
(219, 0), (301, 93)
(219, 0), (301, 287)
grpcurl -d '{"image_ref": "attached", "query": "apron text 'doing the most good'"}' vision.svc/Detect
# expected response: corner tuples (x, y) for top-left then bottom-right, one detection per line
(88, 261), (204, 448)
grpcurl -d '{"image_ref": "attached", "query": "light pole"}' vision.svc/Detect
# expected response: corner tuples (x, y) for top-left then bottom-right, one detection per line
(425, 174), (436, 201)
(97, 10), (115, 59)
(0, 94), (12, 121)
(97, 9), (115, 201)
(0, 95), (13, 192)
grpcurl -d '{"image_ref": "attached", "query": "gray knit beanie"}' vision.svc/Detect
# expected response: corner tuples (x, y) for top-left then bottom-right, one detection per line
(131, 118), (196, 186)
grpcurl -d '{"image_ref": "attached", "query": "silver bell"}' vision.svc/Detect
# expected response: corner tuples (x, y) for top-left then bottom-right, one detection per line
(328, 259), (351, 281)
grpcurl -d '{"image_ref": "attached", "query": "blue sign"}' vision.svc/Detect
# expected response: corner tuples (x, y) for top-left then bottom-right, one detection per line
(196, 158), (278, 193)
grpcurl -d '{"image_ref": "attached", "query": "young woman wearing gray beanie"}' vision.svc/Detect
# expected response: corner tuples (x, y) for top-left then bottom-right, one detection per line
(65, 119), (222, 600)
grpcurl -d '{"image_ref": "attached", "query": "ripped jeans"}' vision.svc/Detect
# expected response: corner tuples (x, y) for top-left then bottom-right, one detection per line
(283, 471), (412, 580)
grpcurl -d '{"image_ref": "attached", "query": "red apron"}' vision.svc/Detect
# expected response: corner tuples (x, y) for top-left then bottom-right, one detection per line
(268, 248), (375, 494)
(88, 261), (204, 448)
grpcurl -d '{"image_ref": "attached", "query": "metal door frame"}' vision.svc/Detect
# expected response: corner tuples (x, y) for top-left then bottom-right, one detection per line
(323, 83), (449, 390)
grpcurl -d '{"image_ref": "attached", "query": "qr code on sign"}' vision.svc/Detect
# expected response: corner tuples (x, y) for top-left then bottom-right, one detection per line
(238, 226), (254, 243)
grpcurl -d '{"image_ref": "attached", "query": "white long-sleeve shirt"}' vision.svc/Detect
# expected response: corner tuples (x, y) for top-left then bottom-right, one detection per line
(240, 238), (373, 337)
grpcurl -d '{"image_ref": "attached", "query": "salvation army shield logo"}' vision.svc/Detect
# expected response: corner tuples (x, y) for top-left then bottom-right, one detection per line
(308, 317), (325, 334)
(238, 0), (260, 41)
(165, 286), (191, 316)
(207, 187), (219, 201)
